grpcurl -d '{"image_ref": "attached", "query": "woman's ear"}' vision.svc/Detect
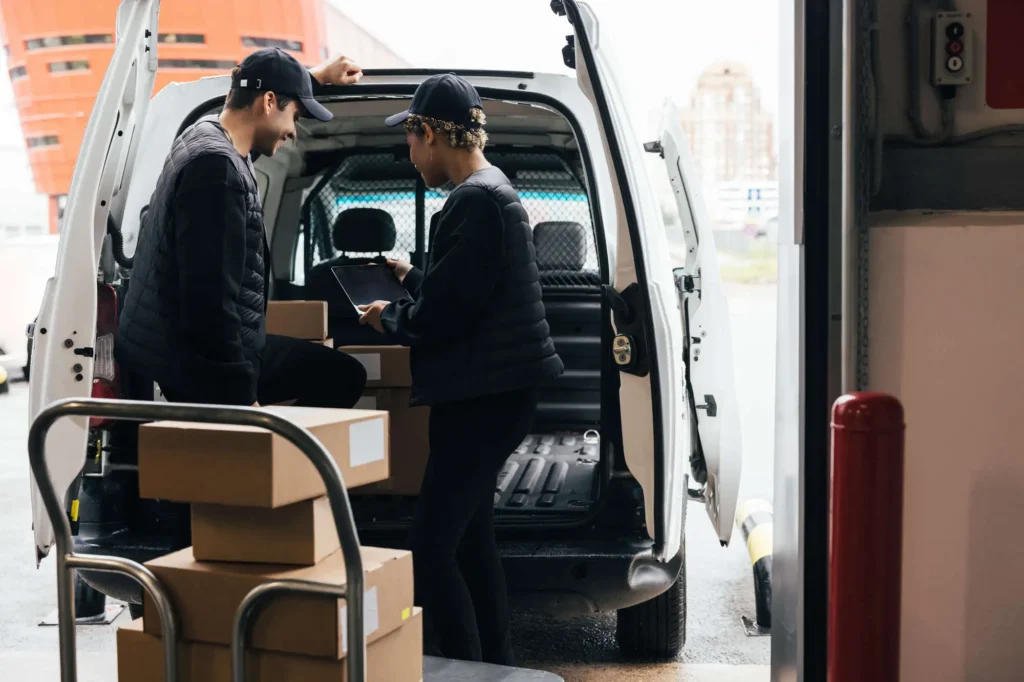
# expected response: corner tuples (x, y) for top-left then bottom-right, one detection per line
(422, 123), (435, 146)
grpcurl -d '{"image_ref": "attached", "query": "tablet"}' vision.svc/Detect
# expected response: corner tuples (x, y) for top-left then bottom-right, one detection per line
(331, 264), (411, 315)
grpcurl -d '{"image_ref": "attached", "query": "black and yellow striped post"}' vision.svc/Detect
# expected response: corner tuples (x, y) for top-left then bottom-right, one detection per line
(735, 498), (772, 635)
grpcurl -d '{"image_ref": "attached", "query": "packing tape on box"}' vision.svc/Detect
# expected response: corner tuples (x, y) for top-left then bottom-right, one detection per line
(340, 586), (380, 653)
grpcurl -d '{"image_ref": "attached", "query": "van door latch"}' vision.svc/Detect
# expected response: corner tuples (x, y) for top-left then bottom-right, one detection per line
(696, 395), (717, 417)
(602, 284), (649, 377)
(643, 141), (665, 158)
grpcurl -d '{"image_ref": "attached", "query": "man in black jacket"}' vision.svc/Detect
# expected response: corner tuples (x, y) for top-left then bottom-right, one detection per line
(358, 74), (563, 666)
(117, 48), (367, 408)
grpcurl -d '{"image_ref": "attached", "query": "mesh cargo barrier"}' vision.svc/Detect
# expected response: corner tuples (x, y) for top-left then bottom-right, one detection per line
(299, 149), (602, 288)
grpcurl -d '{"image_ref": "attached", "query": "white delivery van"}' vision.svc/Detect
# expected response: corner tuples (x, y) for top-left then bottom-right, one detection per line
(27, 0), (741, 658)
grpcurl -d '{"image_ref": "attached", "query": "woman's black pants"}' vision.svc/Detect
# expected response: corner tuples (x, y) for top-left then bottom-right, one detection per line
(408, 387), (538, 665)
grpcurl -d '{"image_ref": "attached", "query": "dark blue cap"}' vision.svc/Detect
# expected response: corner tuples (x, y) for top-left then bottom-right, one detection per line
(233, 47), (333, 122)
(385, 73), (483, 128)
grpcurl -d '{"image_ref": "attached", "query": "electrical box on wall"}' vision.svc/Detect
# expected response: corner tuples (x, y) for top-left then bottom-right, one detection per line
(931, 11), (972, 88)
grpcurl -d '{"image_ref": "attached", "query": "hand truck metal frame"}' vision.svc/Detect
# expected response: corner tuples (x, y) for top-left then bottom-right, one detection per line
(30, 397), (565, 682)
(29, 398), (367, 682)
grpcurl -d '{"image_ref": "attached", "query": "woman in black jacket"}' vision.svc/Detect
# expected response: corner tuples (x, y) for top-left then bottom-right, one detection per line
(358, 74), (563, 665)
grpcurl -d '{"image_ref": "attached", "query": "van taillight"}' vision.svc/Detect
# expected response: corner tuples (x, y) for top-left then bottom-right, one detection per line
(91, 283), (120, 428)
(94, 333), (115, 381)
(90, 378), (117, 428)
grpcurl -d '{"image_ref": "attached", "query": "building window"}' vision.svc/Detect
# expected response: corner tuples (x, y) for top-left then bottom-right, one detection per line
(158, 33), (205, 44)
(158, 59), (237, 70)
(49, 60), (89, 74)
(242, 37), (303, 52)
(9, 66), (27, 80)
(27, 135), (60, 148)
(25, 225), (45, 236)
(3, 45), (9, 58)
(25, 34), (112, 50)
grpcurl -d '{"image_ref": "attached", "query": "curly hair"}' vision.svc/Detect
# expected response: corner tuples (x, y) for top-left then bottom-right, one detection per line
(404, 107), (488, 150)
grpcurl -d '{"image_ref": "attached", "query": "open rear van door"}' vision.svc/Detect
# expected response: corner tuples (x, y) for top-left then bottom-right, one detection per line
(28, 0), (160, 560)
(654, 101), (743, 544)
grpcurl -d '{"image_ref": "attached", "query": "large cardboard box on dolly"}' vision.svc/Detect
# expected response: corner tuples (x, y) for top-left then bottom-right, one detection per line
(138, 406), (389, 507)
(118, 609), (423, 682)
(351, 388), (429, 496)
(143, 545), (414, 659)
(191, 496), (339, 565)
(342, 345), (411, 388)
(266, 300), (329, 340)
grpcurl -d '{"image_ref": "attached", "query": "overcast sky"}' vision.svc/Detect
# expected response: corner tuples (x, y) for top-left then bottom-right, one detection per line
(0, 0), (779, 196)
(333, 0), (781, 130)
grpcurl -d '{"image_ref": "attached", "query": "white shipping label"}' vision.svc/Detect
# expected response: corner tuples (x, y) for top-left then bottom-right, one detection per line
(340, 586), (380, 653)
(354, 396), (377, 411)
(350, 353), (382, 381)
(349, 417), (386, 467)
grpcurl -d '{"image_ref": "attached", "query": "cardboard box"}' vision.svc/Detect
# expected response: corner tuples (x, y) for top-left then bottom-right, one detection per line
(139, 406), (389, 507)
(352, 389), (430, 496)
(143, 545), (414, 659)
(118, 609), (423, 682)
(342, 345), (411, 388)
(266, 300), (328, 340)
(191, 496), (339, 565)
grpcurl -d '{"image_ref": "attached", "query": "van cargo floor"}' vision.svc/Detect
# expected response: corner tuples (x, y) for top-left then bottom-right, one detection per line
(494, 431), (600, 513)
(352, 431), (600, 525)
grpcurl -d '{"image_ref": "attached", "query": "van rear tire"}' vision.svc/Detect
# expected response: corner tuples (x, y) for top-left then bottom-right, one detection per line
(74, 575), (107, 619)
(615, 545), (687, 659)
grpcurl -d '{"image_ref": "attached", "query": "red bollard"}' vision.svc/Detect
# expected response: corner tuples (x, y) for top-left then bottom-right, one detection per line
(828, 392), (905, 682)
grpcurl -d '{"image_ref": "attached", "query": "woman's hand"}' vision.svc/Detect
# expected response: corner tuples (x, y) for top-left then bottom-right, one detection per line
(357, 300), (389, 333)
(386, 259), (414, 283)
(310, 55), (363, 86)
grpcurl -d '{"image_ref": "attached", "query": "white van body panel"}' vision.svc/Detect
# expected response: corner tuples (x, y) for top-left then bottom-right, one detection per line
(568, 1), (686, 560)
(658, 101), (743, 544)
(28, 0), (160, 560)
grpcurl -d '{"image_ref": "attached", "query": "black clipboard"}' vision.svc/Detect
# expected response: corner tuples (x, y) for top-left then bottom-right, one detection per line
(331, 264), (411, 316)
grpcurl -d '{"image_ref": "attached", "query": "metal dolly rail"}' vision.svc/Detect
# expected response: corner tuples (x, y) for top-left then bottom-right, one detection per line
(30, 398), (563, 682)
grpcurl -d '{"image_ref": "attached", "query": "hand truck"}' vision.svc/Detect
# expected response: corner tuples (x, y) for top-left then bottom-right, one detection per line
(29, 398), (564, 682)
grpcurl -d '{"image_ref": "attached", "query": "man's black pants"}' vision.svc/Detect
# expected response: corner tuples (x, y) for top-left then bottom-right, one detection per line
(408, 387), (538, 666)
(162, 334), (367, 408)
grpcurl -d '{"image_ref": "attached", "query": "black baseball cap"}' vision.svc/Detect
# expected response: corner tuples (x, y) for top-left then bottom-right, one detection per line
(232, 47), (333, 122)
(385, 73), (483, 129)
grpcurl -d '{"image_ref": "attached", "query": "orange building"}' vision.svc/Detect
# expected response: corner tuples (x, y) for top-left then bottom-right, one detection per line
(0, 0), (327, 232)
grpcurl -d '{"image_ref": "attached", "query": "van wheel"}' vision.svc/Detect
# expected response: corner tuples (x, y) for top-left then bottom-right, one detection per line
(75, 575), (107, 619)
(615, 549), (687, 659)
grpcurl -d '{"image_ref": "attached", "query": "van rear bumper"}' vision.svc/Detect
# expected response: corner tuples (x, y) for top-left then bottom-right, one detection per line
(500, 535), (684, 618)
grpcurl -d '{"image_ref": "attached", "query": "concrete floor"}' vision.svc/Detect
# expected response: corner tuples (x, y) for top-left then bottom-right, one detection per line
(0, 282), (775, 681)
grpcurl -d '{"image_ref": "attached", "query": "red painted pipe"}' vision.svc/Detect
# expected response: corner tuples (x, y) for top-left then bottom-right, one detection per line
(828, 392), (905, 682)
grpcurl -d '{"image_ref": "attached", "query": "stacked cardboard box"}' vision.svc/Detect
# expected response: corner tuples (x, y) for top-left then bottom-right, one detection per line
(119, 404), (423, 681)
(266, 300), (333, 347)
(343, 345), (430, 496)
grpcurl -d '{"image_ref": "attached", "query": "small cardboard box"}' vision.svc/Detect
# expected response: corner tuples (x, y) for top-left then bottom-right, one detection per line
(191, 496), (339, 565)
(118, 609), (423, 682)
(144, 545), (414, 659)
(342, 345), (411, 388)
(139, 406), (389, 507)
(266, 300), (328, 340)
(352, 389), (430, 496)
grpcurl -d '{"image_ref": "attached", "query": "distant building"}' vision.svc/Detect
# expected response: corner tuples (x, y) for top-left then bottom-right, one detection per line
(0, 0), (409, 233)
(323, 2), (410, 67)
(679, 62), (777, 228)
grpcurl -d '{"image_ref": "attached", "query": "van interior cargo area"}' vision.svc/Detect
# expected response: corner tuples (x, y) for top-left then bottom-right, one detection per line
(254, 96), (614, 526)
